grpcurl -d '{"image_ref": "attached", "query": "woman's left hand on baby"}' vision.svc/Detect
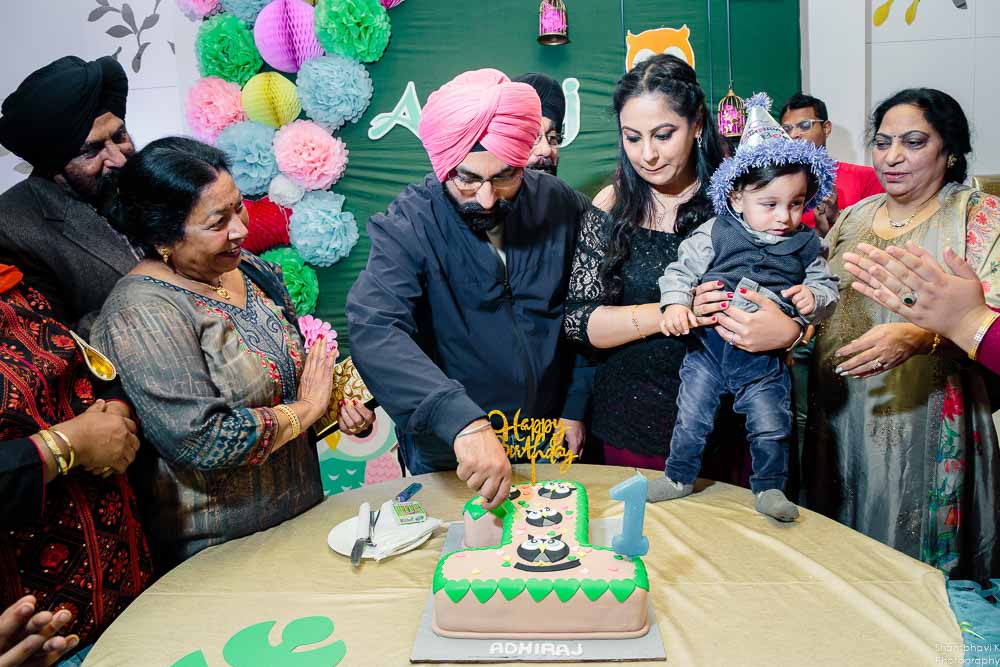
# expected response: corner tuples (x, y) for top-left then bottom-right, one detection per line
(834, 322), (932, 378)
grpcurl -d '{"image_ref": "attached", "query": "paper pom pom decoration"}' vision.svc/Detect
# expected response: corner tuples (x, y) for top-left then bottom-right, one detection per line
(296, 55), (372, 131)
(297, 314), (339, 353)
(242, 196), (291, 254)
(214, 121), (278, 196)
(314, 0), (391, 64)
(176, 0), (221, 18)
(380, 0), (405, 7)
(241, 72), (302, 128)
(254, 0), (324, 73)
(274, 120), (348, 190)
(261, 246), (320, 316)
(196, 14), (263, 86)
(290, 191), (359, 266)
(186, 77), (246, 142)
(269, 174), (305, 207)
(221, 0), (270, 25)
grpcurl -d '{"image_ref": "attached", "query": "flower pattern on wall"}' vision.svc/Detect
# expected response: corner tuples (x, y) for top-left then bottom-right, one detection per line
(88, 0), (173, 72)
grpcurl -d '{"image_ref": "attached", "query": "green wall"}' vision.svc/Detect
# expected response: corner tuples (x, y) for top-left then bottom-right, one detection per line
(317, 0), (801, 354)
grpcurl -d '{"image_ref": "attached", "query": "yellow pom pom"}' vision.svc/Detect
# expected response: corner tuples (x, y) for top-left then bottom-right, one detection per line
(241, 72), (301, 129)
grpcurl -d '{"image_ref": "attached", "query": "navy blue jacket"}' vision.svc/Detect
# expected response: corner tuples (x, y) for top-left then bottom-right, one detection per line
(346, 171), (591, 455)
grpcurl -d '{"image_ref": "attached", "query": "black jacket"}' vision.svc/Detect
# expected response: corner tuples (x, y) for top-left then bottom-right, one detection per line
(347, 171), (592, 455)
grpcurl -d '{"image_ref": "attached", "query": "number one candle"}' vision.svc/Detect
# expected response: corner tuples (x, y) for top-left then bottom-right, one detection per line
(610, 473), (649, 557)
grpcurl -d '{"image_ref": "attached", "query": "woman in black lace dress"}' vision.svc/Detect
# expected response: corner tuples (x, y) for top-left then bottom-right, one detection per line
(564, 55), (808, 470)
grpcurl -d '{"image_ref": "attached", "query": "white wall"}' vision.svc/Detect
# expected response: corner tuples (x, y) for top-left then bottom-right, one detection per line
(0, 0), (199, 192)
(801, 0), (1000, 177)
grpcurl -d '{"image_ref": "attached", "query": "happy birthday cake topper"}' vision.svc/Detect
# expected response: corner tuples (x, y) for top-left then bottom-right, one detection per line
(488, 409), (577, 484)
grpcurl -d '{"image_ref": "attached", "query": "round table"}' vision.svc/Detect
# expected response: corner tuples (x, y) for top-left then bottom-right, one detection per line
(85, 464), (961, 666)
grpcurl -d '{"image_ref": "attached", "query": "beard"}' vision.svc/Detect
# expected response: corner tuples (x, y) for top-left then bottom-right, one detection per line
(443, 184), (517, 234)
(63, 166), (124, 223)
(527, 156), (558, 176)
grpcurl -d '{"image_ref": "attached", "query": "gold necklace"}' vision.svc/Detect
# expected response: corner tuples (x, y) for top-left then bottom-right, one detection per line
(884, 194), (938, 229)
(174, 269), (231, 300)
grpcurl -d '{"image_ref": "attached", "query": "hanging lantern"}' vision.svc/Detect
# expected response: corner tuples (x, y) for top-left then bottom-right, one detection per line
(538, 0), (568, 46)
(717, 87), (746, 138)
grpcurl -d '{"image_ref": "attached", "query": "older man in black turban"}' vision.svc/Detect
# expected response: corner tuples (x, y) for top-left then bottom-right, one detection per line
(514, 73), (566, 176)
(0, 56), (140, 333)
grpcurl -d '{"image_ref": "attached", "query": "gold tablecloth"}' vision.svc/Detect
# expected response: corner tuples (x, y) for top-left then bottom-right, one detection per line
(84, 464), (961, 666)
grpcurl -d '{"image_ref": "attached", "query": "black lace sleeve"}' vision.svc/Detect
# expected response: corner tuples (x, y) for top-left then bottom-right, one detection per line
(564, 207), (611, 345)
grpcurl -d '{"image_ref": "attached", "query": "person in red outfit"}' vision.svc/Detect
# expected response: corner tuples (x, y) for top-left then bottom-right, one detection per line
(779, 93), (884, 236)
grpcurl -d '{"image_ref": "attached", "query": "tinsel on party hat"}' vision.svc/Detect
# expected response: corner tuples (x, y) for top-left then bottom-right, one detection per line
(708, 92), (836, 215)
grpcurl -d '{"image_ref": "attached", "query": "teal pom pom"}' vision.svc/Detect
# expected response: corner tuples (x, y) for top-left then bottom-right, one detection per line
(215, 121), (278, 196)
(290, 191), (359, 266)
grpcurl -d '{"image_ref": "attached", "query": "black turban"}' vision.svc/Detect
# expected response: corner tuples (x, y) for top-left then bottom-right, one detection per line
(514, 73), (565, 133)
(0, 56), (128, 173)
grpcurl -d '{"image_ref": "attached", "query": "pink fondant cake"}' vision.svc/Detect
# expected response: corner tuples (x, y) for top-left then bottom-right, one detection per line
(431, 480), (650, 639)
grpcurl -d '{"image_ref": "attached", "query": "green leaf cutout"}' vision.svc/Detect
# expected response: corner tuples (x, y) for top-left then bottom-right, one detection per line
(498, 577), (526, 600)
(471, 579), (498, 603)
(553, 578), (580, 602)
(580, 578), (609, 601)
(633, 559), (649, 591)
(444, 578), (471, 603)
(609, 579), (637, 602)
(526, 578), (554, 602)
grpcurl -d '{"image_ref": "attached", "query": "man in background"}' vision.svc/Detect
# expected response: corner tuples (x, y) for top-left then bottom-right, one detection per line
(514, 73), (565, 176)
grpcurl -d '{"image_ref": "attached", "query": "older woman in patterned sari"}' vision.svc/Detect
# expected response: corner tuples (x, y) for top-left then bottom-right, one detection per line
(804, 89), (1000, 580)
(92, 138), (364, 569)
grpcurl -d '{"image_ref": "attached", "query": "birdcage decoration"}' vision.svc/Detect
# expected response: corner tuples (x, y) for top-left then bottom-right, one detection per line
(538, 0), (569, 46)
(718, 88), (746, 138)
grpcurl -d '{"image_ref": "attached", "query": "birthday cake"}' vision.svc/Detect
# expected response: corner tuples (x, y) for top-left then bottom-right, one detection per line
(431, 480), (650, 639)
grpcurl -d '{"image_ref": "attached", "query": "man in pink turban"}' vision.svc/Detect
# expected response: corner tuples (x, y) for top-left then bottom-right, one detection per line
(348, 69), (594, 509)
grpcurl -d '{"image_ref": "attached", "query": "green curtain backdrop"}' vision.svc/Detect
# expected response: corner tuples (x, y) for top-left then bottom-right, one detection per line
(315, 0), (800, 355)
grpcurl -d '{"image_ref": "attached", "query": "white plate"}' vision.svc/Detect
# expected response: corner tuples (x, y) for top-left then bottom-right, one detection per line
(327, 508), (433, 560)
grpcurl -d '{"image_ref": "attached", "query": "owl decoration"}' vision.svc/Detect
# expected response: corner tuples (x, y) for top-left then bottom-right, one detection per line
(516, 534), (570, 564)
(538, 482), (574, 500)
(624, 25), (696, 72)
(525, 506), (563, 527)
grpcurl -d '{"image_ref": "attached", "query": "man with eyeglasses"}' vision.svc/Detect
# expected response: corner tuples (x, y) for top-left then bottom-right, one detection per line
(514, 73), (565, 176)
(0, 56), (139, 335)
(347, 69), (594, 509)
(779, 92), (883, 237)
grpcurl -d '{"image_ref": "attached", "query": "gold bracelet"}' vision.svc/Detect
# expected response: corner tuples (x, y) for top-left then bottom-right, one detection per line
(929, 333), (941, 356)
(274, 405), (301, 439)
(38, 430), (68, 476)
(631, 305), (646, 340)
(969, 311), (1000, 361)
(49, 428), (76, 471)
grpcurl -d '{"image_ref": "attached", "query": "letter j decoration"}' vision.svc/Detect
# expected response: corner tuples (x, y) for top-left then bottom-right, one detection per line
(610, 474), (649, 557)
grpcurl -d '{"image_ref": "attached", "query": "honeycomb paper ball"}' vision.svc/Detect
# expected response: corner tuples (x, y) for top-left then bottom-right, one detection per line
(254, 0), (325, 73)
(242, 196), (292, 254)
(241, 72), (302, 128)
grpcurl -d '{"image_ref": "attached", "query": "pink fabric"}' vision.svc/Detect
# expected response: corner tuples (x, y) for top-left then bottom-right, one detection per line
(979, 307), (1000, 377)
(417, 68), (541, 181)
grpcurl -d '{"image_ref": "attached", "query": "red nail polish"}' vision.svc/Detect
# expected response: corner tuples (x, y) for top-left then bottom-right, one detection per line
(717, 281), (724, 287)
(727, 292), (734, 298)
(739, 288), (747, 294)
(721, 302), (728, 309)
(353, 400), (358, 406)
(712, 317), (718, 323)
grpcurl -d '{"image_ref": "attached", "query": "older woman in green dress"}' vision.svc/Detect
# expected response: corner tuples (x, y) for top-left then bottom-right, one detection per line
(93, 138), (373, 569)
(805, 88), (1000, 579)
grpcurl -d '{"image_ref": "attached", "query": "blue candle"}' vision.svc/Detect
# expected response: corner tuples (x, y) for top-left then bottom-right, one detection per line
(610, 474), (649, 557)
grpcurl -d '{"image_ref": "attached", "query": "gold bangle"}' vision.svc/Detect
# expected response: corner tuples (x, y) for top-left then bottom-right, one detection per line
(929, 333), (941, 356)
(49, 428), (76, 471)
(969, 311), (1000, 361)
(38, 430), (68, 476)
(275, 405), (301, 439)
(631, 304), (646, 340)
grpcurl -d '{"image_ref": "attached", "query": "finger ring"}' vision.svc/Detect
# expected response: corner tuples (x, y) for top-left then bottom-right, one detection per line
(901, 291), (918, 307)
(101, 466), (112, 473)
(871, 359), (884, 370)
(727, 330), (736, 346)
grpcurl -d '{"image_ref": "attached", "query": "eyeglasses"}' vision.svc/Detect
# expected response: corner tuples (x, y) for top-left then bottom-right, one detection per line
(533, 131), (563, 148)
(449, 168), (524, 195)
(780, 119), (824, 134)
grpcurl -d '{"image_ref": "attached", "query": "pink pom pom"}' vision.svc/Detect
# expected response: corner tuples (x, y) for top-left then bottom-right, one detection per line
(186, 77), (246, 142)
(242, 196), (291, 254)
(273, 120), (348, 191)
(176, 0), (220, 18)
(254, 0), (324, 73)
(298, 314), (339, 354)
(381, 0), (406, 8)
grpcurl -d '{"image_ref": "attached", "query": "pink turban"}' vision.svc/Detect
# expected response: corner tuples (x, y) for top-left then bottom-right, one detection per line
(418, 69), (542, 181)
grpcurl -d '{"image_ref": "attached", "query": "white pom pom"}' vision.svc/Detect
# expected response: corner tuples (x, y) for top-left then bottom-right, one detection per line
(268, 174), (305, 208)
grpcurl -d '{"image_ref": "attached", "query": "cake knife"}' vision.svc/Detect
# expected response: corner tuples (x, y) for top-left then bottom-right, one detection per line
(350, 502), (370, 567)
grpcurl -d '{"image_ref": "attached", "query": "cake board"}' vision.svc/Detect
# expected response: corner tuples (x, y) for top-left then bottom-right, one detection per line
(410, 519), (667, 663)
